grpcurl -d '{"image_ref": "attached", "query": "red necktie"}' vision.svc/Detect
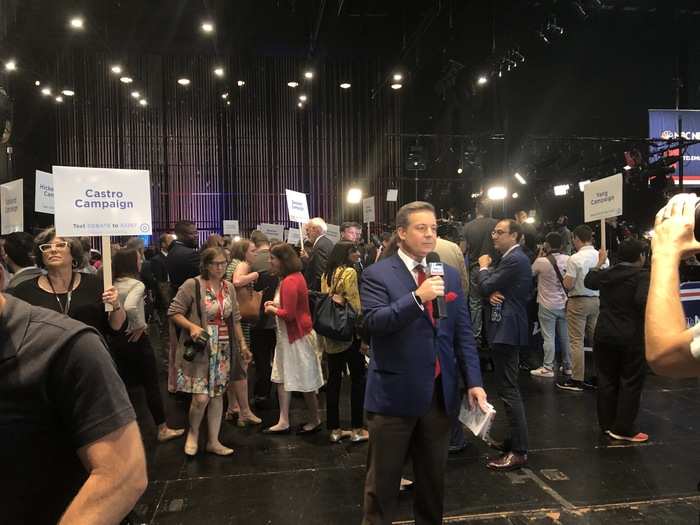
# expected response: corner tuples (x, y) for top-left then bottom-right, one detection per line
(415, 265), (441, 378)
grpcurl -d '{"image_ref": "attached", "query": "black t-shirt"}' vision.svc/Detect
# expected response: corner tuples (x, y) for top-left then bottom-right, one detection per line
(10, 273), (114, 335)
(0, 295), (136, 524)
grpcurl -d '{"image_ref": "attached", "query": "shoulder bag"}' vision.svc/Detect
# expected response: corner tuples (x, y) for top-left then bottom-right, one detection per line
(313, 269), (357, 342)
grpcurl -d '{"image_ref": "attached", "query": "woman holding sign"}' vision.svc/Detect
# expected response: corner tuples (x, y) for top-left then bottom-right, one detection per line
(11, 228), (126, 336)
(168, 247), (253, 456)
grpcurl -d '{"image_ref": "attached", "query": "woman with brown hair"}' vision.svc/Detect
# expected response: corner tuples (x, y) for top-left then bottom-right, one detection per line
(263, 243), (324, 434)
(168, 247), (254, 456)
(112, 248), (184, 442)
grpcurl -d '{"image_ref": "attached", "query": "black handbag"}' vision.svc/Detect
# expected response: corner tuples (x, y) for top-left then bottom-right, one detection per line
(312, 273), (358, 342)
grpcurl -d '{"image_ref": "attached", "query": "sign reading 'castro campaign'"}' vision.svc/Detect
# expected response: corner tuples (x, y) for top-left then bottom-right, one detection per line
(53, 166), (153, 237)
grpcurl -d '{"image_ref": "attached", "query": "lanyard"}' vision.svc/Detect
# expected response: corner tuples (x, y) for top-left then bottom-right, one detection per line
(208, 281), (227, 325)
(46, 272), (76, 316)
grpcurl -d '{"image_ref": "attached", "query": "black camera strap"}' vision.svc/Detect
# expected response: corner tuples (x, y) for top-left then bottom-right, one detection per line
(546, 254), (567, 293)
(194, 277), (204, 325)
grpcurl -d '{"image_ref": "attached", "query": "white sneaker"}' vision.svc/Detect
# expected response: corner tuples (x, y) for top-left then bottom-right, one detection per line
(530, 367), (554, 378)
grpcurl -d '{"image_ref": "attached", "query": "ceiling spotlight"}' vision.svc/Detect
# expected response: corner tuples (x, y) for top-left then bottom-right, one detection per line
(35, 80), (41, 86)
(221, 92), (229, 99)
(226, 101), (231, 106)
(287, 81), (299, 88)
(347, 188), (363, 204)
(299, 94), (307, 102)
(120, 76), (133, 84)
(237, 80), (245, 87)
(131, 91), (140, 98)
(477, 75), (488, 86)
(213, 67), (224, 77)
(486, 186), (508, 201)
(4, 60), (17, 72)
(177, 78), (190, 86)
(55, 96), (64, 103)
(61, 89), (75, 96)
(553, 184), (570, 196)
(512, 192), (519, 199)
(297, 102), (303, 108)
(201, 21), (214, 33)
(578, 179), (592, 192)
(498, 70), (503, 78)
(525, 217), (535, 224)
(41, 87), (52, 96)
(539, 31), (550, 44)
(111, 65), (123, 74)
(393, 73), (403, 82)
(69, 17), (84, 30)
(513, 50), (526, 63)
(339, 82), (351, 89)
(139, 99), (148, 106)
(304, 71), (313, 79)
(457, 167), (463, 174)
(514, 172), (527, 185)
(390, 83), (403, 90)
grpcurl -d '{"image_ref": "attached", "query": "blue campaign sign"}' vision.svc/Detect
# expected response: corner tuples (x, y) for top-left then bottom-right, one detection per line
(649, 109), (700, 186)
(680, 282), (700, 328)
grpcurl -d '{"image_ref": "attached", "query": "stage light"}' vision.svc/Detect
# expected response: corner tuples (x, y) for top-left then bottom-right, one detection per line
(213, 67), (224, 77)
(55, 96), (64, 103)
(457, 167), (463, 174)
(578, 179), (591, 192)
(4, 60), (17, 72)
(390, 83), (402, 90)
(233, 235), (241, 242)
(221, 92), (229, 99)
(553, 184), (570, 196)
(120, 76), (133, 84)
(347, 188), (363, 204)
(304, 70), (313, 79)
(131, 91), (140, 99)
(297, 102), (303, 108)
(477, 75), (488, 86)
(177, 78), (190, 86)
(61, 89), (75, 96)
(512, 192), (519, 199)
(287, 81), (299, 88)
(514, 172), (527, 185)
(201, 21), (214, 33)
(226, 101), (231, 106)
(498, 70), (503, 78)
(471, 193), (483, 199)
(340, 82), (351, 89)
(525, 217), (535, 224)
(111, 65), (123, 74)
(35, 80), (41, 86)
(69, 17), (84, 30)
(623, 165), (632, 171)
(139, 99), (148, 106)
(393, 73), (403, 82)
(237, 80), (245, 87)
(486, 186), (507, 201)
(41, 87), (52, 96)
(539, 31), (550, 44)
(299, 94), (307, 102)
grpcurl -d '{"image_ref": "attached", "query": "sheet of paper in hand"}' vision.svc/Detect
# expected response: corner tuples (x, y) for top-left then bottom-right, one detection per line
(458, 398), (496, 439)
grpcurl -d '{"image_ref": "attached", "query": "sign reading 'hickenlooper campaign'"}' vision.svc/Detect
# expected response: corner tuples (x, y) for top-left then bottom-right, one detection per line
(583, 173), (623, 223)
(0, 178), (23, 234)
(35, 170), (55, 214)
(285, 189), (310, 224)
(53, 166), (153, 237)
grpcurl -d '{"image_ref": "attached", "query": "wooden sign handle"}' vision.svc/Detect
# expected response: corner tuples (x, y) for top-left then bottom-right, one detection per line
(102, 235), (113, 312)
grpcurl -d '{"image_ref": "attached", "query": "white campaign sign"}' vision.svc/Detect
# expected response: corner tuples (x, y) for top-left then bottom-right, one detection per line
(386, 189), (398, 202)
(287, 227), (301, 245)
(326, 223), (340, 243)
(53, 166), (152, 236)
(35, 170), (55, 214)
(260, 223), (285, 242)
(584, 173), (623, 223)
(363, 196), (376, 223)
(0, 178), (23, 234)
(223, 220), (240, 235)
(285, 189), (310, 224)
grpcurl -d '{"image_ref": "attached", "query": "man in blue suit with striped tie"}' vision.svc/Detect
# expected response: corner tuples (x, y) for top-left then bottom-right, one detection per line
(477, 218), (532, 471)
(360, 201), (489, 525)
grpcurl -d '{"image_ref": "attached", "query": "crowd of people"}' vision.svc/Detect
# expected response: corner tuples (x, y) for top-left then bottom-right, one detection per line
(2, 194), (699, 524)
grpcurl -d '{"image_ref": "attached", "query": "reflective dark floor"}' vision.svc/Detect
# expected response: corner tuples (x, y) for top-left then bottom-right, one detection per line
(131, 334), (700, 524)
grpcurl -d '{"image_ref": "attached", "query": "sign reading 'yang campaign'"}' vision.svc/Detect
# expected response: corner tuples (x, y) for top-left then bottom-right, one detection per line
(53, 166), (152, 237)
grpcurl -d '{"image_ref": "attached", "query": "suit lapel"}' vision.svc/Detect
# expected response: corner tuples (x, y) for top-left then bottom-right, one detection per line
(390, 254), (436, 331)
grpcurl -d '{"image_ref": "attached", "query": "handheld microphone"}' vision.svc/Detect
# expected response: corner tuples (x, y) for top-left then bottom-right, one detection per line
(426, 252), (447, 320)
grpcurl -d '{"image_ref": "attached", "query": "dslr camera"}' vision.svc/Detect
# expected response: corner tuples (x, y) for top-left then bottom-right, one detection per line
(183, 331), (211, 362)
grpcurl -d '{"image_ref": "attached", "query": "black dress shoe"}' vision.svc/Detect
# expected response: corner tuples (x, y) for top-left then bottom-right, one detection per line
(486, 452), (527, 471)
(448, 443), (469, 454)
(262, 426), (291, 435)
(296, 422), (322, 435)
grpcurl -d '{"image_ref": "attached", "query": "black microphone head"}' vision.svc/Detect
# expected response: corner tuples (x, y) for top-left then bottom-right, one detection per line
(426, 252), (441, 264)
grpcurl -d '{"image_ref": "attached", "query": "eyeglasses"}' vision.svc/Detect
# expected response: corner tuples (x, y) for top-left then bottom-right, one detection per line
(39, 241), (69, 253)
(491, 229), (510, 237)
(208, 260), (228, 267)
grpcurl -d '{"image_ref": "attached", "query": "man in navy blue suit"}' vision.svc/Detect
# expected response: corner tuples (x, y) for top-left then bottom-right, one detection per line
(360, 201), (488, 525)
(477, 218), (532, 471)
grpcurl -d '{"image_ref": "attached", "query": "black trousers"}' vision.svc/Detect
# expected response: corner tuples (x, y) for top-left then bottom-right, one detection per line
(250, 329), (276, 398)
(326, 338), (367, 429)
(491, 343), (529, 453)
(112, 334), (166, 426)
(594, 341), (646, 436)
(362, 380), (451, 525)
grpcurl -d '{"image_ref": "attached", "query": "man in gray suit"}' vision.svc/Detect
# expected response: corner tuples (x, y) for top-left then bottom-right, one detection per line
(5, 232), (43, 291)
(302, 217), (334, 292)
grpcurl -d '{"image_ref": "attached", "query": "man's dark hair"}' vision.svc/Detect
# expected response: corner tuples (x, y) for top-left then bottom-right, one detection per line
(340, 221), (362, 233)
(174, 220), (196, 238)
(159, 233), (171, 249)
(396, 201), (435, 230)
(270, 243), (303, 277)
(113, 248), (140, 280)
(250, 230), (270, 248)
(4, 232), (35, 268)
(573, 225), (593, 243)
(618, 239), (645, 263)
(498, 219), (523, 242)
(380, 232), (392, 242)
(544, 232), (562, 250)
(475, 200), (489, 217)
(324, 241), (359, 287)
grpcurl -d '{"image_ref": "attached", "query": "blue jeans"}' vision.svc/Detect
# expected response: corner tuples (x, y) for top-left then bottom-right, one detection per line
(538, 304), (571, 371)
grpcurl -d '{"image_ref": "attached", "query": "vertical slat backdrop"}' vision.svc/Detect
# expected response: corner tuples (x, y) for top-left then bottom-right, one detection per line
(54, 53), (402, 242)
